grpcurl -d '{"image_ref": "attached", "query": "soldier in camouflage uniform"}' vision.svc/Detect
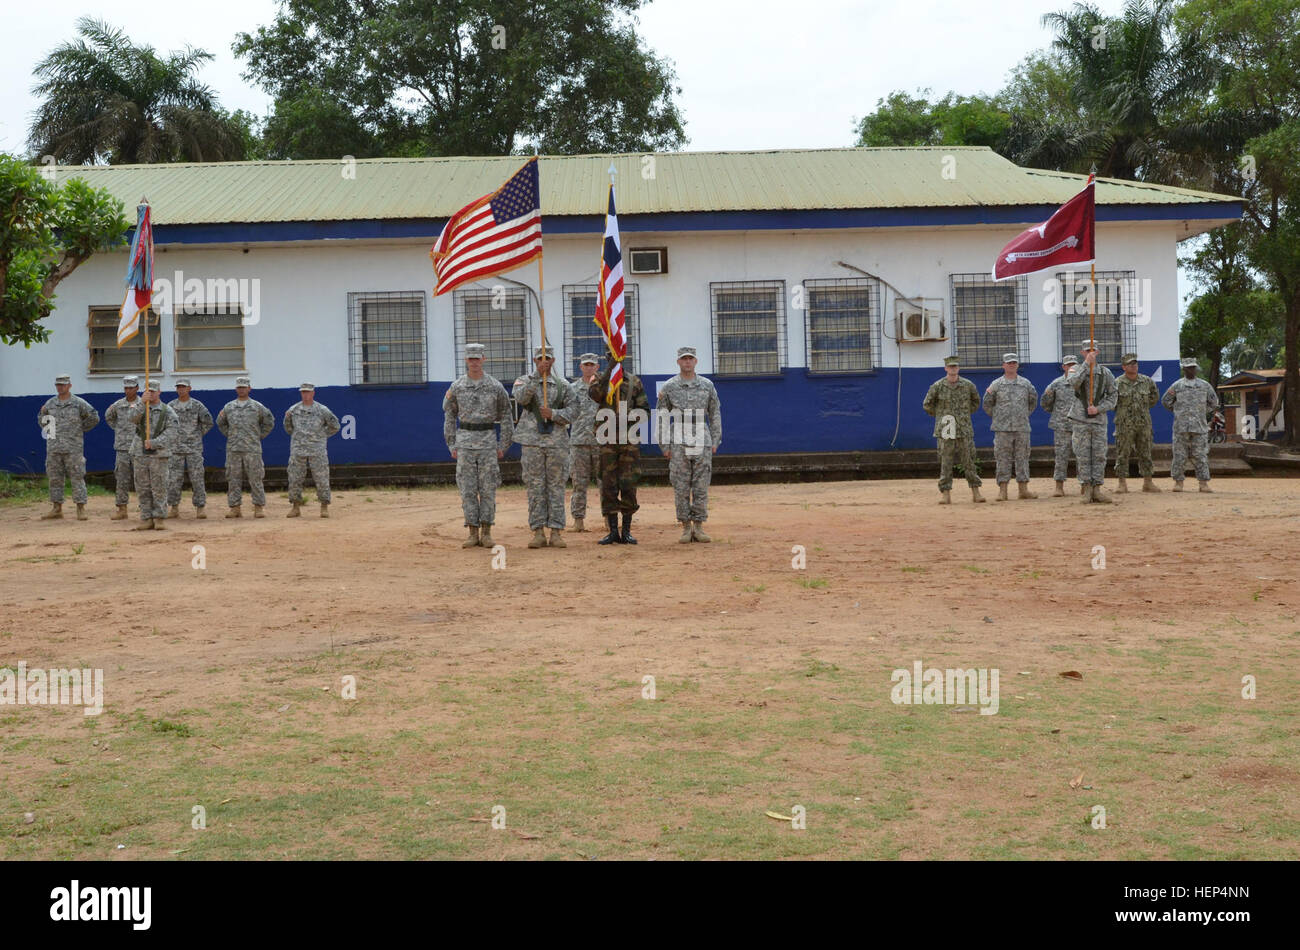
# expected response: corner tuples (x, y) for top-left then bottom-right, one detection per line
(590, 350), (651, 542)
(1068, 340), (1118, 504)
(658, 346), (723, 542)
(1113, 354), (1161, 493)
(36, 373), (100, 520)
(922, 356), (985, 504)
(444, 343), (514, 548)
(1162, 357), (1220, 492)
(982, 352), (1038, 500)
(284, 382), (341, 518)
(567, 353), (601, 533)
(513, 345), (579, 549)
(126, 379), (180, 530)
(215, 376), (275, 518)
(166, 378), (214, 518)
(103, 375), (141, 520)
(1039, 355), (1078, 495)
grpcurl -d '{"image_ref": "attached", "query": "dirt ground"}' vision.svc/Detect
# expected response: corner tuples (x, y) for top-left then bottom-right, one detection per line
(2, 477), (1298, 860)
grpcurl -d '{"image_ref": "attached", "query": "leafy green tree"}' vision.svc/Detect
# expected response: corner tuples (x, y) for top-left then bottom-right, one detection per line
(854, 90), (1010, 150)
(1, 155), (128, 346)
(233, 0), (687, 158)
(28, 18), (246, 164)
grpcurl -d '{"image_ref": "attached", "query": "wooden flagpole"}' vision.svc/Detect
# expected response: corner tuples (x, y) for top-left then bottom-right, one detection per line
(537, 253), (548, 403)
(141, 197), (151, 440)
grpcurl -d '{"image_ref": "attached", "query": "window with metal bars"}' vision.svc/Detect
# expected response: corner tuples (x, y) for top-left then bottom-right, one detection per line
(803, 278), (879, 374)
(88, 306), (162, 373)
(709, 280), (786, 377)
(949, 274), (1028, 369)
(562, 284), (640, 379)
(347, 292), (427, 385)
(1055, 270), (1137, 365)
(175, 306), (246, 371)
(452, 288), (532, 384)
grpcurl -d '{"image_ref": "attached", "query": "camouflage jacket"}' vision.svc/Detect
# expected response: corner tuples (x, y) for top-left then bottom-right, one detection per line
(443, 373), (514, 452)
(216, 398), (275, 453)
(167, 397), (214, 453)
(37, 395), (99, 454)
(922, 377), (979, 440)
(512, 372), (578, 447)
(1114, 374), (1159, 433)
(126, 400), (180, 457)
(657, 374), (723, 449)
(1039, 375), (1078, 431)
(1161, 377), (1219, 434)
(1067, 363), (1118, 427)
(982, 375), (1038, 432)
(588, 364), (650, 446)
(105, 396), (144, 451)
(284, 401), (341, 455)
(566, 376), (601, 445)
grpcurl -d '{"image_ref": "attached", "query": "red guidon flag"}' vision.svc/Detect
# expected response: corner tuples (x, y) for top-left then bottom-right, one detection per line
(430, 158), (542, 295)
(993, 174), (1095, 281)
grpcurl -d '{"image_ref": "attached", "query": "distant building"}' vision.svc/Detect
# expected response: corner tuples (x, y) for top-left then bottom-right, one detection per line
(1219, 369), (1286, 440)
(0, 148), (1241, 473)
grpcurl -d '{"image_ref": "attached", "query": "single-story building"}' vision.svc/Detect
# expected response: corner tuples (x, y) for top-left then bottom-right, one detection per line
(1219, 368), (1286, 439)
(0, 147), (1241, 474)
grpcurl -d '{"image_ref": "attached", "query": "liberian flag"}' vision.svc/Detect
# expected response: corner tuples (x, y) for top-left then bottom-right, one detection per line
(117, 202), (153, 345)
(594, 184), (626, 405)
(431, 158), (542, 295)
(993, 174), (1095, 281)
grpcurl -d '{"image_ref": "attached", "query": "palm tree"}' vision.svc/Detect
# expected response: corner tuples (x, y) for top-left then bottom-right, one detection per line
(29, 18), (244, 164)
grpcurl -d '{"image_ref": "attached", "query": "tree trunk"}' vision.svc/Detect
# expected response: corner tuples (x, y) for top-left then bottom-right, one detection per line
(1285, 298), (1299, 447)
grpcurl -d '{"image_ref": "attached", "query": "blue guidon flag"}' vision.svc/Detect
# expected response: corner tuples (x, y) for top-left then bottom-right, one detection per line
(593, 184), (627, 404)
(430, 157), (543, 295)
(117, 201), (153, 345)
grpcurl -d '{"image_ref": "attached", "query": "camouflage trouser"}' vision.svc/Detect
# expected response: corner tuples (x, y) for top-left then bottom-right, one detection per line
(287, 450), (331, 503)
(599, 443), (641, 516)
(46, 451), (87, 504)
(114, 450), (135, 505)
(521, 445), (568, 530)
(569, 444), (600, 519)
(669, 446), (712, 522)
(1051, 428), (1073, 481)
(1171, 431), (1210, 482)
(993, 430), (1031, 484)
(133, 453), (169, 520)
(1114, 424), (1154, 478)
(455, 447), (499, 525)
(226, 451), (266, 507)
(168, 450), (207, 507)
(1071, 424), (1108, 485)
(936, 437), (981, 492)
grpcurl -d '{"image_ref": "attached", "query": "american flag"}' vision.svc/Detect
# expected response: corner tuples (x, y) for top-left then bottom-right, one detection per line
(594, 184), (626, 404)
(117, 202), (153, 346)
(431, 158), (542, 295)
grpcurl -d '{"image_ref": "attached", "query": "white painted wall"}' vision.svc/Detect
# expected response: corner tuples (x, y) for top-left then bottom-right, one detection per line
(1, 221), (1184, 397)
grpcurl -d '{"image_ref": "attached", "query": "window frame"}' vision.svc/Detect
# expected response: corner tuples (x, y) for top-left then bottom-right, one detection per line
(802, 277), (880, 376)
(347, 291), (429, 387)
(174, 305), (248, 373)
(709, 279), (787, 378)
(87, 306), (162, 375)
(452, 287), (533, 385)
(561, 283), (641, 379)
(948, 274), (1029, 370)
(1054, 270), (1138, 367)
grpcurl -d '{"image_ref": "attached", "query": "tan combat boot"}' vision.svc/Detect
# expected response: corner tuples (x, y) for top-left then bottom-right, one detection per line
(287, 502), (301, 518)
(76, 503), (88, 521)
(1090, 485), (1113, 504)
(549, 528), (566, 548)
(152, 517), (166, 530)
(168, 504), (179, 518)
(679, 521), (695, 540)
(1172, 481), (1184, 492)
(1053, 480), (1064, 497)
(112, 505), (128, 520)
(226, 506), (242, 518)
(1116, 477), (1128, 493)
(1080, 483), (1088, 495)
(971, 486), (986, 503)
(938, 491), (952, 505)
(528, 527), (547, 548)
(196, 507), (207, 519)
(462, 525), (480, 548)
(1017, 482), (1037, 499)
(253, 504), (265, 518)
(692, 521), (712, 542)
(1198, 479), (1214, 493)
(320, 503), (329, 518)
(479, 524), (494, 546)
(1142, 477), (1160, 493)
(133, 518), (155, 530)
(40, 503), (63, 520)
(572, 517), (585, 533)
(996, 483), (1008, 502)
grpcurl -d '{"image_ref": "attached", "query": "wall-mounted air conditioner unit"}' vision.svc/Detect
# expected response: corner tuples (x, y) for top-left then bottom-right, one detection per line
(628, 247), (667, 275)
(895, 299), (946, 342)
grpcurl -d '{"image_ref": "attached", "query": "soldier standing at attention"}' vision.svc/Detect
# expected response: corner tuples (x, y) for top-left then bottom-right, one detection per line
(590, 350), (651, 542)
(567, 353), (601, 533)
(1113, 354), (1161, 493)
(216, 376), (274, 518)
(982, 352), (1038, 501)
(444, 343), (514, 548)
(36, 373), (99, 521)
(658, 346), (723, 542)
(1068, 340), (1119, 504)
(1040, 355), (1078, 496)
(284, 383), (341, 518)
(166, 378), (214, 518)
(922, 356), (985, 505)
(513, 345), (579, 549)
(104, 375), (141, 520)
(1162, 357), (1220, 493)
(126, 379), (179, 530)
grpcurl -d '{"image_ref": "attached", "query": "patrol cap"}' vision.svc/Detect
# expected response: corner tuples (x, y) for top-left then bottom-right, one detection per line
(1180, 357), (1199, 368)
(677, 346), (698, 359)
(1121, 353), (1138, 365)
(465, 343), (486, 359)
(146, 379), (162, 392)
(532, 345), (554, 359)
(122, 375), (139, 388)
(579, 352), (600, 365)
(943, 356), (960, 367)
(174, 377), (191, 388)
(299, 382), (315, 391)
(1002, 352), (1019, 363)
(1081, 339), (1099, 351)
(54, 373), (71, 385)
(1061, 355), (1078, 366)
(234, 376), (252, 388)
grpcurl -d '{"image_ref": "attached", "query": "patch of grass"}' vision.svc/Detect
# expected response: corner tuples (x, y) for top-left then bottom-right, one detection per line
(742, 584), (766, 593)
(71, 543), (85, 556)
(0, 473), (111, 507)
(962, 564), (991, 574)
(150, 719), (195, 737)
(901, 566), (928, 574)
(796, 577), (829, 589)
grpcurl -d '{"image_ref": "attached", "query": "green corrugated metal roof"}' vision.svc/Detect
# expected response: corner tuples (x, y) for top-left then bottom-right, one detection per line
(54, 147), (1239, 225)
